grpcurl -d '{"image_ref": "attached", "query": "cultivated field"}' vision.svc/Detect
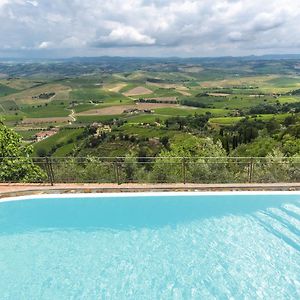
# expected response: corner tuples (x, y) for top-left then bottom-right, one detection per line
(123, 86), (153, 96)
(22, 117), (72, 125)
(77, 103), (178, 116)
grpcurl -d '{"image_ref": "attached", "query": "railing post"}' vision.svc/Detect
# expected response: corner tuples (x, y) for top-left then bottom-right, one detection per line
(114, 159), (121, 185)
(248, 158), (254, 183)
(182, 157), (187, 184)
(49, 157), (55, 185)
(251, 158), (255, 183)
(45, 157), (54, 186)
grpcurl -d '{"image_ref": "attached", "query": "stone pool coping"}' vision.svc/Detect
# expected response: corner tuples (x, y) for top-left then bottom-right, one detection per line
(1, 183), (300, 198)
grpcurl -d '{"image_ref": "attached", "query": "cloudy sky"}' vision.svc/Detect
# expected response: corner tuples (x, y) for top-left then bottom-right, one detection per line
(0, 0), (299, 58)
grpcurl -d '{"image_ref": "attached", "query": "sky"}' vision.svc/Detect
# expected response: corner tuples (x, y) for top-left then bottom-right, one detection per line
(0, 0), (299, 58)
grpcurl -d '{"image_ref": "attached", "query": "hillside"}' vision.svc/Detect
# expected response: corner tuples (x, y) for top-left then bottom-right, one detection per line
(0, 57), (300, 159)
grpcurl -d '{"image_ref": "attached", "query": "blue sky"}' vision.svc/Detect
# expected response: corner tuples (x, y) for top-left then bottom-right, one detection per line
(0, 0), (299, 58)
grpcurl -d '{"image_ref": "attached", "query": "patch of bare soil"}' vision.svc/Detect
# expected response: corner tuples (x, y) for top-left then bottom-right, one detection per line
(103, 83), (128, 93)
(123, 86), (153, 97)
(207, 93), (230, 97)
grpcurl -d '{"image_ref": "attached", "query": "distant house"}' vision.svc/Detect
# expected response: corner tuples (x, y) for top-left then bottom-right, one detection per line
(137, 97), (178, 104)
(96, 125), (111, 136)
(123, 108), (154, 114)
(91, 123), (112, 136)
(35, 129), (59, 142)
(123, 108), (140, 114)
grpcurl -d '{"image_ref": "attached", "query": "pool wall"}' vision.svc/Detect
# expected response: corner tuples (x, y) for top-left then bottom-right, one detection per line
(2, 190), (300, 203)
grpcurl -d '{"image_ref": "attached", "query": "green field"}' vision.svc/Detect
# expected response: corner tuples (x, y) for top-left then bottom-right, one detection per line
(0, 83), (18, 97)
(76, 115), (122, 124)
(154, 107), (228, 117)
(209, 113), (291, 125)
(267, 77), (300, 87)
(16, 129), (40, 140)
(21, 103), (70, 118)
(33, 128), (84, 156)
(118, 123), (178, 138)
(125, 114), (169, 124)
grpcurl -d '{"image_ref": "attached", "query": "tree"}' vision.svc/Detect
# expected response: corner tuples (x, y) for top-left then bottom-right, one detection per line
(232, 136), (279, 157)
(37, 148), (47, 157)
(281, 134), (300, 156)
(0, 122), (46, 182)
(150, 135), (229, 183)
(253, 149), (290, 183)
(159, 136), (169, 149)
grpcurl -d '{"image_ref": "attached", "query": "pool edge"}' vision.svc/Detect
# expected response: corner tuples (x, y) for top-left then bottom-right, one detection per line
(1, 183), (300, 202)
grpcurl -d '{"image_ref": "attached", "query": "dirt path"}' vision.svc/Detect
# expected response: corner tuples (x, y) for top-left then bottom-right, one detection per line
(69, 109), (76, 123)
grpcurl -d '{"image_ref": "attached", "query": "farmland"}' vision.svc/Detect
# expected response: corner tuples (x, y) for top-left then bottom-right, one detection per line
(1, 56), (300, 158)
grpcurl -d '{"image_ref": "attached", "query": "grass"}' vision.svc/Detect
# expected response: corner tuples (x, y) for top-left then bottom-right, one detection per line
(267, 77), (300, 87)
(21, 103), (70, 118)
(0, 78), (46, 90)
(203, 96), (275, 109)
(209, 113), (290, 125)
(0, 100), (19, 111)
(149, 88), (182, 98)
(117, 123), (178, 138)
(0, 82), (70, 105)
(209, 117), (244, 125)
(16, 129), (40, 140)
(79, 140), (137, 157)
(33, 128), (84, 156)
(0, 83), (18, 97)
(125, 114), (169, 124)
(64, 77), (104, 89)
(70, 88), (127, 102)
(52, 143), (76, 157)
(1, 114), (24, 124)
(255, 113), (290, 121)
(70, 87), (134, 111)
(154, 107), (229, 117)
(277, 96), (300, 104)
(73, 103), (97, 113)
(76, 115), (122, 124)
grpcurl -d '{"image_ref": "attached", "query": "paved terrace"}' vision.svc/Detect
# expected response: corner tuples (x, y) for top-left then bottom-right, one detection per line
(1, 183), (300, 198)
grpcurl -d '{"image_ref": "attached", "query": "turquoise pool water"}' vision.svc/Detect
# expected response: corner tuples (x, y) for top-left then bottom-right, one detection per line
(0, 193), (300, 299)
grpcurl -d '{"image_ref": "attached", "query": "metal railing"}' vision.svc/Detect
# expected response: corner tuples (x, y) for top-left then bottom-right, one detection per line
(1, 156), (300, 185)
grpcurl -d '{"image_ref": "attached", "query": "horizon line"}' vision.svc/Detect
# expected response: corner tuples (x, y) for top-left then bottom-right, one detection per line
(1, 53), (300, 61)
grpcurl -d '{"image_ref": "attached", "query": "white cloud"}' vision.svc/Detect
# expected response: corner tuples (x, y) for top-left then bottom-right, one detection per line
(94, 25), (156, 47)
(228, 32), (248, 42)
(26, 0), (38, 7)
(60, 36), (86, 48)
(0, 0), (300, 57)
(0, 0), (8, 7)
(38, 41), (52, 49)
(250, 12), (286, 32)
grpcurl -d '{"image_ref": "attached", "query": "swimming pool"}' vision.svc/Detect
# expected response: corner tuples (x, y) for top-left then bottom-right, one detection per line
(0, 192), (300, 299)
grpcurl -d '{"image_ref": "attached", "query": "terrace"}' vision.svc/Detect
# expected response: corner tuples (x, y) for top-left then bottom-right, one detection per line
(2, 183), (300, 199)
(1, 156), (300, 198)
